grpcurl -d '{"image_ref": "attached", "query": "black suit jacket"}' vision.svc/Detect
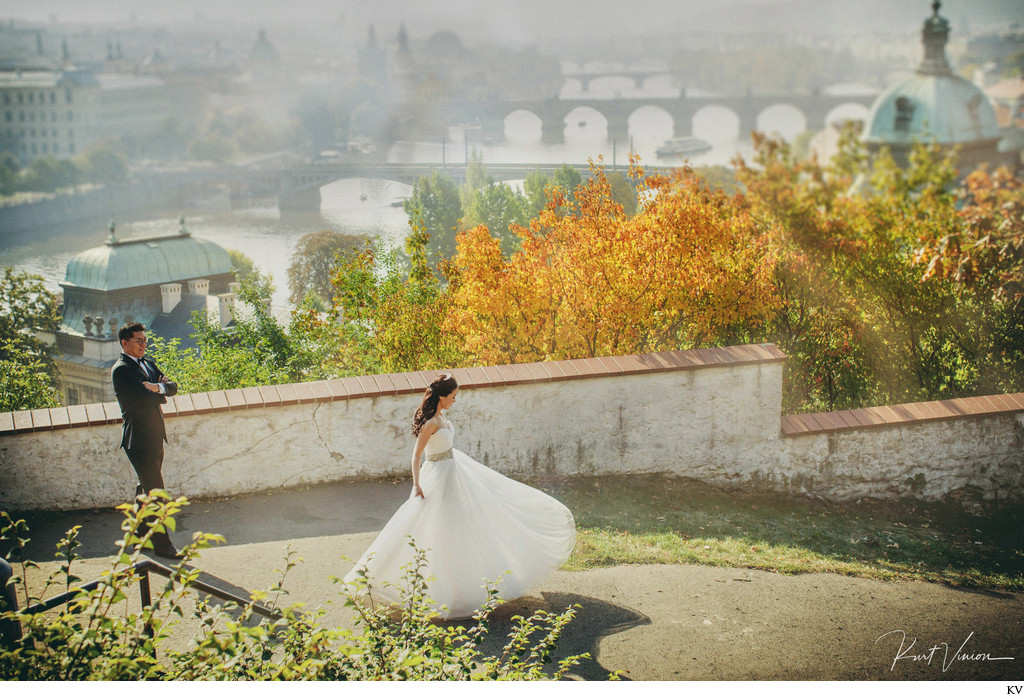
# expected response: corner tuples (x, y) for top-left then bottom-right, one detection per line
(111, 353), (178, 450)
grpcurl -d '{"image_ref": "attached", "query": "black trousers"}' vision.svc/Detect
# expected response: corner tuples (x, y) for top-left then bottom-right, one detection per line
(124, 441), (175, 551)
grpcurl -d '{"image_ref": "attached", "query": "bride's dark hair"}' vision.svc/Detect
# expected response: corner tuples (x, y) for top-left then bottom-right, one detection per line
(412, 373), (459, 436)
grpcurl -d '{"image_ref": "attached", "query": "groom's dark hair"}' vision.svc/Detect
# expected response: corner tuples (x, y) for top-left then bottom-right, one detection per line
(118, 321), (146, 343)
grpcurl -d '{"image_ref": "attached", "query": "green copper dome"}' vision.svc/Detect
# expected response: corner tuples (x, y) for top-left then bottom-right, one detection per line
(63, 224), (231, 292)
(864, 1), (1000, 147)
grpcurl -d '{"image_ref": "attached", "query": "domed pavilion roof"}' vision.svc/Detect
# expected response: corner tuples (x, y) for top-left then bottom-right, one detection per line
(864, 1), (1000, 148)
(63, 221), (231, 292)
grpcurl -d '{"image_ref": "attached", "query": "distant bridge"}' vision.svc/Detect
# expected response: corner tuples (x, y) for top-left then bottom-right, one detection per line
(139, 162), (606, 213)
(441, 91), (878, 144)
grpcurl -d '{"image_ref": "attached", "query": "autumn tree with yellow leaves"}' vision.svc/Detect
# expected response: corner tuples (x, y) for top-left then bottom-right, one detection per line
(445, 161), (780, 365)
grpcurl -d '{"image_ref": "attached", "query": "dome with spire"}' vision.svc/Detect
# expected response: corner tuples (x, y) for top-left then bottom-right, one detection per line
(864, 2), (1000, 152)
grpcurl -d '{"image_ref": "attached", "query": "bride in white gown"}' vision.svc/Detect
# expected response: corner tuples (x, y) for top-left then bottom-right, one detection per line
(344, 374), (576, 620)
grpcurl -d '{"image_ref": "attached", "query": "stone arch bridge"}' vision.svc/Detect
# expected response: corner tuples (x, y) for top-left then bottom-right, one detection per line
(446, 92), (876, 144)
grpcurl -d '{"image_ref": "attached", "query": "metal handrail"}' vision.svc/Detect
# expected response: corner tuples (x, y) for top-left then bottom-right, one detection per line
(1, 556), (282, 643)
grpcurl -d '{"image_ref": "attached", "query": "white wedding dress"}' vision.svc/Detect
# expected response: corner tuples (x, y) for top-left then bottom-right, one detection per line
(344, 420), (576, 619)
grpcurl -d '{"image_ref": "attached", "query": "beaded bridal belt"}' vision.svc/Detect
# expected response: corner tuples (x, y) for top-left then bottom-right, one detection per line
(426, 449), (454, 462)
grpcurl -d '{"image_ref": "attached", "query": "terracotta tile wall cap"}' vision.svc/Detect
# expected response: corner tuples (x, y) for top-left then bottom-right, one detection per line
(29, 408), (52, 430)
(174, 394), (197, 417)
(48, 407), (71, 430)
(208, 391), (230, 413)
(309, 381), (332, 400)
(191, 392), (214, 414)
(241, 387), (264, 407)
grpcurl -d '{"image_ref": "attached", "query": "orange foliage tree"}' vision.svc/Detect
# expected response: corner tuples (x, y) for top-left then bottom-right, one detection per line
(445, 161), (780, 365)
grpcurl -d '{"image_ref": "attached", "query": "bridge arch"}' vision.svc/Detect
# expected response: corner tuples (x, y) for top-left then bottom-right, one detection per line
(691, 105), (742, 142)
(504, 109), (543, 143)
(756, 103), (808, 141)
(563, 106), (609, 144)
(627, 105), (674, 149)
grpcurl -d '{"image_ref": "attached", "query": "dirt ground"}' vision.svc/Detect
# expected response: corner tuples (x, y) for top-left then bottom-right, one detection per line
(9, 479), (1023, 681)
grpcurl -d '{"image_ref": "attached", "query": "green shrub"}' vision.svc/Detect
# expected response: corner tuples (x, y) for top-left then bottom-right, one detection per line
(0, 494), (586, 680)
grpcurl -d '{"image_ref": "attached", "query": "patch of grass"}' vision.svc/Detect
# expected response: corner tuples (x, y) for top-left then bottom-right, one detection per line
(535, 474), (1024, 592)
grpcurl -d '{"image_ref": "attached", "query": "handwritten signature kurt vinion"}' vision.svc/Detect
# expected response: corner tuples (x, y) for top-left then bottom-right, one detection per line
(876, 630), (1015, 672)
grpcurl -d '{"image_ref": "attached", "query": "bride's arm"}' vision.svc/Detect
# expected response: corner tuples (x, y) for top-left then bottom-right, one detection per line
(410, 421), (438, 498)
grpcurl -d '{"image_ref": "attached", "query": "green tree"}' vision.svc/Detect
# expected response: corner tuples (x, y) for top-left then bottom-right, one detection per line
(19, 156), (80, 192)
(403, 170), (463, 268)
(147, 276), (319, 393)
(524, 169), (550, 214)
(287, 230), (357, 306)
(0, 267), (60, 365)
(76, 142), (128, 186)
(0, 341), (61, 411)
(227, 249), (276, 301)
(463, 181), (530, 256)
(551, 163), (583, 196)
(0, 152), (19, 195)
(735, 130), (1024, 411)
(459, 153), (530, 256)
(328, 237), (465, 376)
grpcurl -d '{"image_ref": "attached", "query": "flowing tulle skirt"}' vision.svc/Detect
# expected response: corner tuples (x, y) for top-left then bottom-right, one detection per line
(344, 449), (576, 619)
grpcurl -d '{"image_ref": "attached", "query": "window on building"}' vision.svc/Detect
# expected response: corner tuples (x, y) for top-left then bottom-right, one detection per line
(69, 142), (75, 154)
(4, 112), (9, 123)
(49, 92), (55, 104)
(30, 144), (36, 155)
(2, 94), (8, 105)
(42, 143), (47, 153)
(27, 93), (33, 105)
(65, 88), (72, 103)
(67, 110), (73, 122)
(18, 112), (23, 122)
(17, 93), (23, 104)
(894, 96), (915, 132)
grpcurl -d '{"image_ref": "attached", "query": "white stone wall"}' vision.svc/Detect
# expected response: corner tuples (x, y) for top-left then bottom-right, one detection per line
(1, 359), (1021, 511)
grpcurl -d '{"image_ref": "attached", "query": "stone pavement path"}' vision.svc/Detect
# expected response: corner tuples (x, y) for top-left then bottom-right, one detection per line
(10, 480), (1023, 681)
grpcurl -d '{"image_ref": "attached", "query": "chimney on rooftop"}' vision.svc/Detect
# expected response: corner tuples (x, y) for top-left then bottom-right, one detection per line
(217, 290), (237, 329)
(160, 283), (181, 314)
(187, 278), (209, 296)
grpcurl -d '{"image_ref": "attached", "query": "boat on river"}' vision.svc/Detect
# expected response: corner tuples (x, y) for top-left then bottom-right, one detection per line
(656, 136), (713, 158)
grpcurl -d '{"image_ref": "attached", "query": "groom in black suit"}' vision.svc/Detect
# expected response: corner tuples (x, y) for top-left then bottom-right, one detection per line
(112, 321), (181, 558)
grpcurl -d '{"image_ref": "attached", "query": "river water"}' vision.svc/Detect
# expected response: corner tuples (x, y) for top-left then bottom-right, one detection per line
(0, 106), (767, 311)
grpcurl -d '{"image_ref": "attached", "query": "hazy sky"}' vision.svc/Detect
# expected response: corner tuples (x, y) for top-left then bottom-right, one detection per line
(2, 0), (1021, 47)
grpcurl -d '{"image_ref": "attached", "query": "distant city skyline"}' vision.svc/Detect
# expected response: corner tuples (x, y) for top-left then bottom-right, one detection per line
(2, 0), (1021, 50)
